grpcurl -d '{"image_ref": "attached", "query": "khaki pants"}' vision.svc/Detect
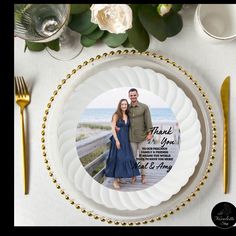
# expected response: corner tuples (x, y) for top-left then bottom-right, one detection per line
(130, 141), (147, 176)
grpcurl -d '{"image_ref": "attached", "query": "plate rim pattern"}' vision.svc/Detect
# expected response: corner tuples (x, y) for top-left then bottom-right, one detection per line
(41, 49), (217, 225)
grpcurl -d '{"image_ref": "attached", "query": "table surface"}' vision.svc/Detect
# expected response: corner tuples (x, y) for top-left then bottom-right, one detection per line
(14, 4), (236, 226)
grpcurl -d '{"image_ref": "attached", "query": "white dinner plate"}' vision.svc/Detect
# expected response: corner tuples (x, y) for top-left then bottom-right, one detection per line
(42, 50), (222, 224)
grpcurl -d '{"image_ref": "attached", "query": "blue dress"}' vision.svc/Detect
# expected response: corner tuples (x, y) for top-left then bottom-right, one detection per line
(105, 118), (140, 178)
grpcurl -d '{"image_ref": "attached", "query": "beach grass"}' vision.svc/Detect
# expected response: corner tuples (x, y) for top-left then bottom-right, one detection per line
(92, 162), (106, 184)
(80, 144), (109, 166)
(80, 144), (109, 183)
(76, 123), (111, 142)
(76, 133), (87, 142)
(77, 122), (111, 183)
(79, 123), (111, 130)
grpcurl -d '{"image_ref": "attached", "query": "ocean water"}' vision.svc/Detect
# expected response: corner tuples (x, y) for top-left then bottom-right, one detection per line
(79, 108), (177, 123)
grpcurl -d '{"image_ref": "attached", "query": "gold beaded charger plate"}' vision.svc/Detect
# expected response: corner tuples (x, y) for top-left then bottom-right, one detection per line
(41, 50), (223, 225)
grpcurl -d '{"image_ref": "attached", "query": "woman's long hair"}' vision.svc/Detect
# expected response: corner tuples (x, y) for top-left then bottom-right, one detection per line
(112, 99), (129, 121)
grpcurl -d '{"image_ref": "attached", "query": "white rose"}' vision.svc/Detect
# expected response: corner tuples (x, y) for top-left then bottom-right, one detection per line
(90, 4), (132, 34)
(157, 4), (172, 16)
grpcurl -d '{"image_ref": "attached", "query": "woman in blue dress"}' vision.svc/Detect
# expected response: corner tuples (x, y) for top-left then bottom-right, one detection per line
(105, 99), (140, 189)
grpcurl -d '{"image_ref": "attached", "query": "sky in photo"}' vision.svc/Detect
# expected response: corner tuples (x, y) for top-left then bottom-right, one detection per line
(87, 87), (168, 108)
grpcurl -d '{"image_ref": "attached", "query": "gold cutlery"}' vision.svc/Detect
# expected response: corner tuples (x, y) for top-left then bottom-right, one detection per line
(220, 76), (230, 194)
(15, 76), (31, 195)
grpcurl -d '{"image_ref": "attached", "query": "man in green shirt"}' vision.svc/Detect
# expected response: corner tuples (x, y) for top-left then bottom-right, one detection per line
(128, 88), (153, 184)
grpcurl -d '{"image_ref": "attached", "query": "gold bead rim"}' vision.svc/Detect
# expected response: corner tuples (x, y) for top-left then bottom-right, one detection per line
(41, 49), (217, 225)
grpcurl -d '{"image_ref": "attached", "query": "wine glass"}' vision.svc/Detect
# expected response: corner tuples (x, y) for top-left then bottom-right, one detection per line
(14, 4), (83, 61)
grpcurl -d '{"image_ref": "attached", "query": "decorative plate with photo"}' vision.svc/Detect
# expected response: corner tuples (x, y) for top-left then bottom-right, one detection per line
(77, 81), (183, 192)
(42, 50), (221, 224)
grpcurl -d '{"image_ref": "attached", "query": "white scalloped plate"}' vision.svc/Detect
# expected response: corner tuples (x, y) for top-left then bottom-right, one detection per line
(44, 51), (222, 223)
(57, 66), (201, 211)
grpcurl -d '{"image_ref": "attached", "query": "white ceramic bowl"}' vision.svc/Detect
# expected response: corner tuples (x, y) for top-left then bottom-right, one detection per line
(194, 4), (236, 42)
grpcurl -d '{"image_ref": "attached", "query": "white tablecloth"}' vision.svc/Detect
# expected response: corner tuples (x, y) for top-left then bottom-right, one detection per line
(14, 4), (236, 226)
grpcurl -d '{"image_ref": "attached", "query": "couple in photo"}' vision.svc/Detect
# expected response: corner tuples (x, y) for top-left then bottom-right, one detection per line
(105, 88), (153, 189)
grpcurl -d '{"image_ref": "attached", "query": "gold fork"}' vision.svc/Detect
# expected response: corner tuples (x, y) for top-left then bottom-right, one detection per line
(14, 76), (31, 194)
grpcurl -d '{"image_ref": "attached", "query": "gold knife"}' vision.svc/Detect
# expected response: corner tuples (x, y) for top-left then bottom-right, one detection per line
(220, 76), (230, 194)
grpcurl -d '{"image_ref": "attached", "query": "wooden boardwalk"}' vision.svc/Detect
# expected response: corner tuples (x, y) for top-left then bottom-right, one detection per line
(102, 175), (163, 192)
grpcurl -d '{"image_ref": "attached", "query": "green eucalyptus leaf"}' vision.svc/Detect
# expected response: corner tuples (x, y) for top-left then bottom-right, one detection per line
(163, 11), (183, 37)
(102, 32), (128, 47)
(68, 10), (97, 34)
(22, 4), (185, 54)
(68, 15), (72, 24)
(80, 24), (98, 35)
(122, 38), (133, 48)
(172, 4), (183, 12)
(81, 35), (97, 47)
(70, 4), (91, 14)
(46, 39), (60, 51)
(86, 28), (104, 40)
(138, 4), (167, 41)
(127, 6), (149, 52)
(25, 41), (46, 51)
